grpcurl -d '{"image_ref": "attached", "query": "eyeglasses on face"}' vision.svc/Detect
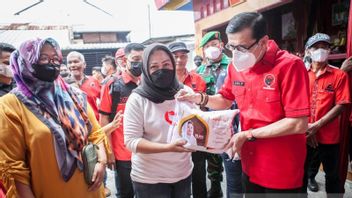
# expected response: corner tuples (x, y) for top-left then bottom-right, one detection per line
(225, 39), (259, 53)
(38, 55), (61, 65)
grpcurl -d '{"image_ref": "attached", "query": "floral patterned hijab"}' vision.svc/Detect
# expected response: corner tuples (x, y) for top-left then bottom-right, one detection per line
(10, 38), (91, 181)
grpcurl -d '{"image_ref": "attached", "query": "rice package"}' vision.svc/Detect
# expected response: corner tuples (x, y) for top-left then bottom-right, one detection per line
(167, 101), (239, 154)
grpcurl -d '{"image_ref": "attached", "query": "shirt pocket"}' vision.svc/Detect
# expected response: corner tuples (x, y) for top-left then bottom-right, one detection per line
(256, 89), (283, 122)
(258, 89), (281, 103)
(317, 89), (335, 106)
(232, 86), (246, 106)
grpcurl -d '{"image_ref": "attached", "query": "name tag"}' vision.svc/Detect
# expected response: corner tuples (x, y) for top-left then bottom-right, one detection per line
(234, 81), (245, 86)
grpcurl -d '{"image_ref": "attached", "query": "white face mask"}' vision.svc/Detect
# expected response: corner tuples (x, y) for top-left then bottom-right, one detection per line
(232, 49), (257, 72)
(310, 48), (329, 62)
(0, 64), (13, 78)
(101, 66), (108, 76)
(204, 46), (221, 60)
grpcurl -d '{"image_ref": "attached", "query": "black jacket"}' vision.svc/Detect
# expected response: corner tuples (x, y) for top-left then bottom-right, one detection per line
(0, 80), (16, 97)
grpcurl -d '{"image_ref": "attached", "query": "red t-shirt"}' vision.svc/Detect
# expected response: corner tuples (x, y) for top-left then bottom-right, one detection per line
(218, 40), (310, 189)
(80, 76), (101, 120)
(308, 65), (351, 144)
(99, 72), (138, 161)
(183, 71), (206, 93)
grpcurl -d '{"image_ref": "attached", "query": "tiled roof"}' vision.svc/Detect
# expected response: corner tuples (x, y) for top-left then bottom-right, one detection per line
(65, 42), (128, 50)
(0, 29), (71, 49)
(0, 29), (128, 50)
(0, 24), (69, 30)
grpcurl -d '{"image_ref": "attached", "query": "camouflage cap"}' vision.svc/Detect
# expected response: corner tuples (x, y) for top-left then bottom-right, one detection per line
(199, 31), (221, 48)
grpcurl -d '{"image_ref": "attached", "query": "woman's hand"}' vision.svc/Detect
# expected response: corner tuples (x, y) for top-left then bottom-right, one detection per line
(107, 152), (115, 170)
(89, 142), (107, 191)
(111, 110), (123, 131)
(176, 89), (202, 104)
(166, 139), (194, 152)
(88, 161), (106, 191)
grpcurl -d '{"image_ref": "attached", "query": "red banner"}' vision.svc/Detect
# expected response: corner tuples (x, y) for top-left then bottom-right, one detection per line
(338, 2), (352, 191)
(347, 2), (352, 57)
(229, 0), (244, 7)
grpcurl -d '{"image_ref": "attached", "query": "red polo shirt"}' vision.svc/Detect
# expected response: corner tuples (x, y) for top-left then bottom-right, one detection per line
(308, 65), (350, 144)
(80, 76), (101, 120)
(99, 72), (138, 161)
(183, 71), (206, 93)
(219, 40), (310, 189)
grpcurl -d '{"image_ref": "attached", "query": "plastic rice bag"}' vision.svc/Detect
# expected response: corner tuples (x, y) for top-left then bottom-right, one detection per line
(167, 101), (239, 154)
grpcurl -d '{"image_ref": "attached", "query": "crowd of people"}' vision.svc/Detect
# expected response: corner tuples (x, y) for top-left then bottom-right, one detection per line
(0, 11), (351, 198)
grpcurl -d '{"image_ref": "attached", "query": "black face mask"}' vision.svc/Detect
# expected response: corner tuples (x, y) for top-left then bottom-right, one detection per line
(60, 71), (70, 78)
(129, 61), (142, 77)
(150, 69), (174, 89)
(194, 61), (202, 67)
(32, 63), (60, 82)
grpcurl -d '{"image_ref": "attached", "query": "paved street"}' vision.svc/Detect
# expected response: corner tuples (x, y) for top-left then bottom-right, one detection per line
(310, 171), (352, 198)
(105, 168), (352, 198)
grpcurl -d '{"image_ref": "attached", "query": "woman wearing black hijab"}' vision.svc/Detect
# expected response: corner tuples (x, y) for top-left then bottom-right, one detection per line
(124, 44), (193, 198)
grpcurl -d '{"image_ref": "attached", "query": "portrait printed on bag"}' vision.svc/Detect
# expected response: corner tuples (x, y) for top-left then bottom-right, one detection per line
(179, 115), (208, 147)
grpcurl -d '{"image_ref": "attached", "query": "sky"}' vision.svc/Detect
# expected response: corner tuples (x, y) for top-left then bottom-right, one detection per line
(0, 0), (196, 43)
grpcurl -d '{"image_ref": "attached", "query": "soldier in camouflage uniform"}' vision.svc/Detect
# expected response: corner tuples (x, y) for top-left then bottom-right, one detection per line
(197, 31), (229, 198)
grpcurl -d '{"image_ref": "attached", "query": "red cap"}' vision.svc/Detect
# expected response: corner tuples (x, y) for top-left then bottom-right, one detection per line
(115, 48), (125, 58)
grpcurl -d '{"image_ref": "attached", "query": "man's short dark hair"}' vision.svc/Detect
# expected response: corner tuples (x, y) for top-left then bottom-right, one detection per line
(124, 43), (145, 56)
(0, 43), (16, 55)
(226, 12), (267, 40)
(102, 55), (117, 69)
(92, 66), (102, 73)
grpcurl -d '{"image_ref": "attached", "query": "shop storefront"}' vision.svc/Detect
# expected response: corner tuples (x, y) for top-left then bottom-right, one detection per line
(156, 0), (350, 63)
(156, 0), (352, 189)
(261, 0), (350, 65)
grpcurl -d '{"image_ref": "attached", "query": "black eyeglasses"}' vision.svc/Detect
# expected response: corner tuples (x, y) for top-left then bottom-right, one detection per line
(38, 55), (61, 65)
(225, 40), (259, 53)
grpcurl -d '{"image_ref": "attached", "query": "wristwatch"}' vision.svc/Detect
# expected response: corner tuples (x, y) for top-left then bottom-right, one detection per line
(245, 129), (256, 142)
